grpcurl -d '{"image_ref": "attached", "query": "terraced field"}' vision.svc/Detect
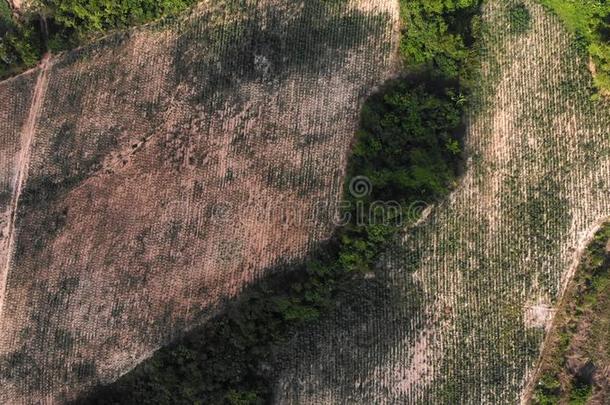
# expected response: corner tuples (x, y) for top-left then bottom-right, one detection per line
(0, 0), (399, 402)
(276, 0), (610, 403)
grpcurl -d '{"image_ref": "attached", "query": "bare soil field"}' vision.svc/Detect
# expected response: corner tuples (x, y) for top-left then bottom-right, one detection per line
(275, 0), (610, 403)
(0, 0), (399, 402)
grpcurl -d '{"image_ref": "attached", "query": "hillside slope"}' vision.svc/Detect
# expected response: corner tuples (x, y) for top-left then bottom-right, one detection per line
(0, 0), (400, 402)
(276, 0), (610, 403)
(0, 71), (36, 311)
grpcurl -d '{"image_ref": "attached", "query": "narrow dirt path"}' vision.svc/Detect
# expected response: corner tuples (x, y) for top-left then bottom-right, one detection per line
(0, 53), (50, 327)
(520, 216), (610, 404)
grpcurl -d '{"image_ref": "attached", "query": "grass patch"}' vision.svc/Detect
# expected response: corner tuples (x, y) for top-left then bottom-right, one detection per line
(537, 0), (610, 94)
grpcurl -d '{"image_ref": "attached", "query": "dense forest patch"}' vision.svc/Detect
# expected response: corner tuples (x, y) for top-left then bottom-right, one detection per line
(399, 0), (482, 80)
(0, 0), (199, 78)
(0, 0), (44, 78)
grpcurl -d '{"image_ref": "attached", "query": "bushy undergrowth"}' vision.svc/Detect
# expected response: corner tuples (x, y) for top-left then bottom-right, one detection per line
(41, 0), (198, 50)
(77, 2), (480, 405)
(532, 223), (610, 404)
(0, 0), (198, 77)
(44, 0), (195, 35)
(509, 3), (532, 34)
(538, 0), (610, 94)
(0, 1), (44, 79)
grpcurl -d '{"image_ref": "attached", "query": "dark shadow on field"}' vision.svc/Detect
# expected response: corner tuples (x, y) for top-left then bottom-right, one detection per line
(173, 0), (390, 104)
(69, 231), (425, 404)
(272, 239), (426, 404)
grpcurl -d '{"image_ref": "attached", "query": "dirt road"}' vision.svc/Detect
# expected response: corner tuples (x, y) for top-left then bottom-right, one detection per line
(0, 54), (50, 327)
(520, 216), (610, 404)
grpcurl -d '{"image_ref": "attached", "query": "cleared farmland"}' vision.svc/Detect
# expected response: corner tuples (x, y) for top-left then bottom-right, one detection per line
(1, 0), (609, 403)
(276, 0), (610, 403)
(0, 0), (399, 402)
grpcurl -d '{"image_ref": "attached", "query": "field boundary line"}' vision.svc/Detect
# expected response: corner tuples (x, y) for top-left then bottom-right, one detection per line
(0, 54), (51, 327)
(520, 216), (610, 404)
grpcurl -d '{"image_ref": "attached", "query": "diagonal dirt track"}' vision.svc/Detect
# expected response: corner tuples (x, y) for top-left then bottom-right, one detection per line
(0, 55), (50, 328)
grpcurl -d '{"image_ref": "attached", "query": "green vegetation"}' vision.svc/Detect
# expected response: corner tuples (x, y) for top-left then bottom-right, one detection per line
(0, 0), (199, 78)
(0, 1), (44, 78)
(509, 3), (532, 33)
(534, 373), (562, 404)
(538, 0), (610, 93)
(41, 0), (198, 51)
(77, 2), (482, 404)
(399, 0), (482, 79)
(351, 74), (463, 206)
(43, 0), (195, 36)
(532, 223), (610, 404)
(568, 379), (593, 405)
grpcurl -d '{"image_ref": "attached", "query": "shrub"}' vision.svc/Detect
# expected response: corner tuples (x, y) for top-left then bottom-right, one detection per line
(509, 3), (532, 34)
(398, 0), (483, 78)
(0, 12), (43, 79)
